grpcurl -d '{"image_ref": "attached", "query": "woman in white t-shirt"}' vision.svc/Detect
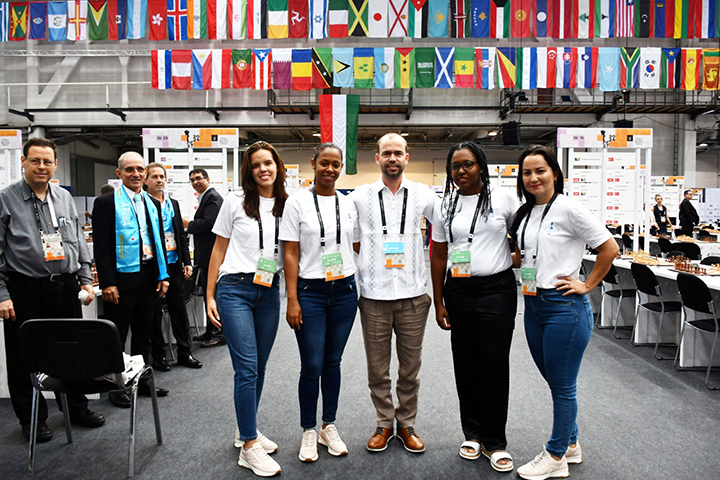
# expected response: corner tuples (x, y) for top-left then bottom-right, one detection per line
(510, 146), (618, 480)
(205, 141), (287, 477)
(279, 143), (358, 464)
(430, 142), (518, 472)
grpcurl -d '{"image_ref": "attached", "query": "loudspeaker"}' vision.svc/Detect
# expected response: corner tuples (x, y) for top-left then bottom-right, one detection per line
(502, 121), (520, 146)
(613, 119), (634, 128)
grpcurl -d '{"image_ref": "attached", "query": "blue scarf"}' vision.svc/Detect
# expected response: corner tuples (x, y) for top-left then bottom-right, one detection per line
(161, 196), (178, 264)
(114, 187), (168, 280)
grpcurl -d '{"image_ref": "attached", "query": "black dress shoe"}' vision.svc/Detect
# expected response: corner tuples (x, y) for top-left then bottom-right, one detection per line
(138, 379), (169, 397)
(177, 355), (203, 368)
(109, 391), (132, 408)
(200, 336), (226, 348)
(22, 422), (53, 443)
(193, 332), (212, 342)
(69, 408), (106, 428)
(152, 357), (171, 372)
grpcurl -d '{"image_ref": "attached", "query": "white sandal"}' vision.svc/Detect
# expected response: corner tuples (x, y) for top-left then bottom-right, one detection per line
(482, 445), (514, 472)
(459, 440), (482, 460)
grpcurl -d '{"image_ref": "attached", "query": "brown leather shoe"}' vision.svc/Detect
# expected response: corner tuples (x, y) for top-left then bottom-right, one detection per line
(397, 426), (425, 453)
(367, 427), (394, 452)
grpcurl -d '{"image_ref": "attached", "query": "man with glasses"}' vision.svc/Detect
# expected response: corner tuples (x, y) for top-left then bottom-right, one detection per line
(350, 133), (438, 453)
(93, 152), (170, 408)
(182, 168), (224, 347)
(0, 137), (105, 442)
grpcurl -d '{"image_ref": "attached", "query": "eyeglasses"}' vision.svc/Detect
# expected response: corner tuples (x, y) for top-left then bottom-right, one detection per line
(26, 159), (56, 167)
(123, 166), (146, 174)
(450, 160), (477, 172)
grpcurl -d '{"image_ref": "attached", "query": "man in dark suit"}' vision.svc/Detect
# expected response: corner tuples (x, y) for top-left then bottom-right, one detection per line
(183, 168), (224, 348)
(92, 152), (171, 408)
(679, 189), (700, 237)
(145, 163), (202, 371)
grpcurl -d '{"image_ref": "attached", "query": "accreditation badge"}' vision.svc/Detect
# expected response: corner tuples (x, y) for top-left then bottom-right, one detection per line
(164, 232), (178, 252)
(41, 232), (66, 261)
(450, 250), (471, 278)
(521, 267), (537, 296)
(383, 241), (405, 268)
(322, 252), (345, 282)
(253, 257), (277, 287)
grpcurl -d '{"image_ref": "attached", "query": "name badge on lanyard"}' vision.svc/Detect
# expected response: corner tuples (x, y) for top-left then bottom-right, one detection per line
(253, 215), (280, 287)
(521, 266), (537, 296)
(35, 191), (66, 262)
(383, 241), (405, 268)
(322, 252), (345, 281)
(450, 250), (471, 277)
(448, 193), (482, 279)
(520, 194), (558, 296)
(164, 232), (177, 251)
(313, 188), (345, 282)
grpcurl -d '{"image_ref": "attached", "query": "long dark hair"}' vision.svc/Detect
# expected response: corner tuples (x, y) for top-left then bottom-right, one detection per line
(509, 145), (564, 241)
(240, 141), (288, 220)
(441, 142), (492, 227)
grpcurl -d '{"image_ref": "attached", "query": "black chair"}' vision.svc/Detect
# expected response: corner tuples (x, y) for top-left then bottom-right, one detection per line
(697, 229), (712, 240)
(674, 228), (684, 237)
(667, 250), (686, 261)
(600, 265), (636, 333)
(629, 263), (682, 357)
(622, 235), (644, 253)
(19, 318), (162, 477)
(701, 256), (720, 266)
(673, 242), (702, 261)
(676, 274), (720, 390)
(657, 237), (673, 257)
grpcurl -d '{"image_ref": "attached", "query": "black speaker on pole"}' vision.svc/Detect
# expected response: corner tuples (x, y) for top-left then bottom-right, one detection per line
(502, 121), (520, 146)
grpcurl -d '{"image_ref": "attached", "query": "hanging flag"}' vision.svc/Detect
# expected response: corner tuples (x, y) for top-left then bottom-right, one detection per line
(309, 0), (327, 38)
(511, 0), (531, 37)
(0, 3), (8, 42)
(368, 0), (388, 36)
(228, 0), (246, 38)
(490, 0), (509, 38)
(48, 2), (68, 41)
(349, 0), (368, 35)
(702, 48), (720, 89)
(577, 46), (598, 88)
(273, 48), (292, 89)
(614, 0), (633, 36)
(638, 47), (661, 88)
(534, 0), (549, 36)
(595, 0), (614, 37)
(167, 0), (188, 40)
(172, 49), (192, 89)
(148, 0), (166, 40)
(127, 0), (146, 38)
(192, 49), (213, 89)
(619, 46), (640, 88)
(247, 0), (267, 38)
(496, 47), (516, 88)
(537, 47), (557, 88)
(699, 0), (715, 38)
(516, 47), (537, 90)
(289, 0), (307, 37)
(9, 2), (28, 41)
(395, 47), (415, 87)
(454, 47), (474, 87)
(108, 0), (127, 40)
(470, 0), (489, 37)
(67, 1), (88, 41)
(268, 0), (288, 37)
(577, 0), (594, 39)
(654, 0), (667, 37)
(213, 49), (232, 88)
(660, 47), (680, 88)
(319, 94), (360, 175)
(475, 46), (496, 89)
(208, 0), (227, 39)
(434, 47), (454, 88)
(328, 0), (348, 36)
(152, 50), (172, 89)
(599, 46), (619, 91)
(232, 48), (253, 88)
(389, 0), (409, 36)
(556, 47), (577, 88)
(292, 48), (312, 90)
(634, 0), (653, 37)
(415, 47), (435, 87)
(550, 0), (572, 38)
(354, 47), (374, 88)
(681, 47), (701, 89)
(409, 0), (428, 37)
(252, 48), (272, 89)
(28, 2), (47, 40)
(428, 0), (448, 37)
(312, 47), (333, 88)
(333, 47), (354, 86)
(187, 0), (206, 37)
(672, 0), (690, 38)
(451, 0), (470, 38)
(374, 47), (395, 88)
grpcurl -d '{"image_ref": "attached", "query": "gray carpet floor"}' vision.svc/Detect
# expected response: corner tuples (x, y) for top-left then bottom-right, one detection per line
(2, 273), (720, 479)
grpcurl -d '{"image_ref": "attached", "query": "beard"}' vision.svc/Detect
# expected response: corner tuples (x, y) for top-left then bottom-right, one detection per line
(381, 162), (404, 178)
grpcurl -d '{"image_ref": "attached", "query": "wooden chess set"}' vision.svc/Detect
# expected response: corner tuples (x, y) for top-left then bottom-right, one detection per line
(671, 259), (720, 276)
(627, 251), (675, 266)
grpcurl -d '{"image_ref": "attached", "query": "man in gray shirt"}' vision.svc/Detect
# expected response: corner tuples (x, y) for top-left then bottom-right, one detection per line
(0, 137), (105, 443)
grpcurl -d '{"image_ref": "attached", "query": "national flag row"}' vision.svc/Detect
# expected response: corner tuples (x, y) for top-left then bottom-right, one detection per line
(150, 46), (720, 91)
(4, 0), (720, 42)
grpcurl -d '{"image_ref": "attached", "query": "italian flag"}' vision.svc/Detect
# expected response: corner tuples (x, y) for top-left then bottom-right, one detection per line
(319, 94), (360, 175)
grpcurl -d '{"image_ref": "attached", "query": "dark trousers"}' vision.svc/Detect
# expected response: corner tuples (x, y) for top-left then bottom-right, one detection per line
(443, 268), (516, 452)
(3, 273), (89, 426)
(680, 221), (694, 237)
(151, 262), (193, 359)
(103, 264), (159, 364)
(198, 265), (222, 339)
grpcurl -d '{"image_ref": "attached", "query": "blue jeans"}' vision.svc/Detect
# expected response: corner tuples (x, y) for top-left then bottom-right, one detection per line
(295, 275), (358, 429)
(524, 288), (593, 458)
(216, 273), (280, 441)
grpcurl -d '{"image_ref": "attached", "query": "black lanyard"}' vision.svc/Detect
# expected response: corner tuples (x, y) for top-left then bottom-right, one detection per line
(257, 215), (280, 259)
(448, 192), (483, 245)
(520, 193), (558, 261)
(378, 188), (408, 237)
(312, 187), (340, 249)
(31, 191), (58, 235)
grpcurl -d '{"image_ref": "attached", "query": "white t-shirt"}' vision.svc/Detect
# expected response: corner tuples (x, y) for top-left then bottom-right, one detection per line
(212, 190), (284, 278)
(433, 187), (517, 277)
(279, 188), (357, 280)
(520, 194), (611, 289)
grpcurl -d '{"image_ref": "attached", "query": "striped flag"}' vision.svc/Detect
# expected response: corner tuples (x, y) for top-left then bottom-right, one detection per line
(288, 0), (307, 37)
(517, 47), (537, 90)
(551, 0), (573, 38)
(0, 3), (8, 42)
(615, 0), (633, 36)
(127, 0), (146, 38)
(273, 48), (292, 89)
(634, 0), (653, 37)
(595, 0), (614, 37)
(475, 46), (496, 89)
(354, 47), (374, 88)
(454, 47), (474, 87)
(309, 0), (327, 38)
(374, 47), (395, 89)
(108, 0), (127, 40)
(211, 49), (232, 88)
(187, 0), (206, 37)
(208, 0), (227, 39)
(681, 47), (701, 90)
(395, 47), (415, 88)
(171, 49), (192, 90)
(660, 47), (680, 88)
(672, 0), (692, 39)
(247, 0), (267, 38)
(490, 0), (509, 38)
(654, 0), (668, 37)
(702, 48), (720, 89)
(312, 47), (333, 88)
(699, 0), (716, 38)
(639, 47), (661, 88)
(329, 0), (348, 36)
(577, 0), (594, 39)
(409, 0), (428, 37)
(451, 0), (470, 38)
(228, 0), (246, 38)
(319, 94), (360, 175)
(620, 46), (641, 88)
(577, 47), (598, 88)
(252, 48), (272, 90)
(151, 49), (173, 89)
(232, 48), (253, 88)
(292, 48), (312, 90)
(556, 47), (577, 88)
(48, 1), (68, 41)
(537, 47), (557, 88)
(496, 47), (516, 88)
(268, 0), (288, 38)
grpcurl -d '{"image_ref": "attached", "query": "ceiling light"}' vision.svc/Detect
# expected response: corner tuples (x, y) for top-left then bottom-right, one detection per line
(312, 132), (322, 137)
(699, 142), (709, 147)
(401, 132), (409, 137)
(488, 130), (498, 137)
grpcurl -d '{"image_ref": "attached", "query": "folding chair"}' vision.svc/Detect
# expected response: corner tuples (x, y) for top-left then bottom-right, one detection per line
(599, 264), (636, 334)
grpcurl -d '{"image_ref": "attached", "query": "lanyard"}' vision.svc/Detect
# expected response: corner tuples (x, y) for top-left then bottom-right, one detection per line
(378, 188), (408, 237)
(520, 193), (558, 261)
(448, 192), (483, 245)
(31, 189), (59, 234)
(258, 215), (280, 260)
(312, 187), (340, 250)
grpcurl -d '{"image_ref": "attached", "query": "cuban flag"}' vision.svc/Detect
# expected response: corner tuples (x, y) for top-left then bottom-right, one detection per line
(152, 50), (173, 89)
(577, 47), (597, 88)
(556, 47), (577, 88)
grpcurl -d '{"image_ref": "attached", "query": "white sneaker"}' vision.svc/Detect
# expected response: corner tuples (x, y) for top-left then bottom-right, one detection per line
(516, 448), (570, 480)
(238, 442), (281, 477)
(318, 424), (348, 456)
(234, 429), (279, 454)
(566, 442), (583, 464)
(298, 429), (318, 462)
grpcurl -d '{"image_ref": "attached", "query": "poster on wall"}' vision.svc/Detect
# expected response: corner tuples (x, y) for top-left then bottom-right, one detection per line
(142, 128), (239, 149)
(568, 153), (603, 221)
